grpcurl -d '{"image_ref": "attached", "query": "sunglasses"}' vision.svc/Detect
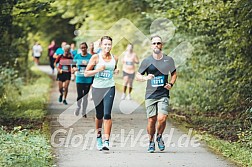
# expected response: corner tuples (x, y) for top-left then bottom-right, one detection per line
(152, 42), (162, 45)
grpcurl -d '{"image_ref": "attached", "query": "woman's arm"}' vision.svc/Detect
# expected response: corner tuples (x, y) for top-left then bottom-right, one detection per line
(114, 56), (119, 74)
(84, 54), (105, 77)
(134, 53), (139, 64)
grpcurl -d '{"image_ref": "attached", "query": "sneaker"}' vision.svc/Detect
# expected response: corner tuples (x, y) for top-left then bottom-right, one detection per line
(58, 95), (63, 102)
(156, 136), (165, 151)
(74, 108), (80, 116)
(126, 94), (131, 100)
(96, 137), (103, 151)
(121, 93), (126, 100)
(102, 140), (109, 151)
(148, 141), (155, 153)
(81, 111), (87, 118)
(63, 100), (68, 105)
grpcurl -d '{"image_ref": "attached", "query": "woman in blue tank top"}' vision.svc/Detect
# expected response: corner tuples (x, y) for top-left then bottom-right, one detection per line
(72, 42), (93, 118)
(84, 36), (119, 151)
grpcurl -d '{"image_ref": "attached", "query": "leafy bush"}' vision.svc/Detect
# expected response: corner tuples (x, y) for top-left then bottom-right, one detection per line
(0, 127), (53, 167)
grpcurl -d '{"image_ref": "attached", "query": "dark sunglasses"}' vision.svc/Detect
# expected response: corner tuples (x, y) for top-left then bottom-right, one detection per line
(152, 42), (162, 45)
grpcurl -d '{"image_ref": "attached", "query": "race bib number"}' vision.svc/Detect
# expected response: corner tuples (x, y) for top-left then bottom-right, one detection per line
(79, 67), (85, 74)
(151, 76), (165, 87)
(76, 67), (85, 76)
(62, 65), (69, 71)
(126, 61), (133, 65)
(98, 70), (113, 79)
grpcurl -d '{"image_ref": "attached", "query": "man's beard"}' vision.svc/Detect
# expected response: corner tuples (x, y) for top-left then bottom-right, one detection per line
(153, 48), (161, 54)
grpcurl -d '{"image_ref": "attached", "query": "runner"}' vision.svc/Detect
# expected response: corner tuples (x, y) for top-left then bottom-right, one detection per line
(55, 44), (73, 105)
(48, 40), (58, 74)
(136, 35), (177, 153)
(70, 42), (78, 57)
(32, 42), (43, 65)
(121, 43), (139, 100)
(72, 42), (93, 117)
(70, 42), (77, 81)
(53, 41), (67, 58)
(84, 36), (119, 151)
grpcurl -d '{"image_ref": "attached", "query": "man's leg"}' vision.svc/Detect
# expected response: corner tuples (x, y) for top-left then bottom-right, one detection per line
(147, 115), (157, 153)
(145, 99), (158, 153)
(147, 115), (157, 141)
(156, 98), (169, 151)
(157, 113), (168, 136)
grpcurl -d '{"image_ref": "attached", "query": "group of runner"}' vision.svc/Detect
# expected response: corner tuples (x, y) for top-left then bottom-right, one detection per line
(49, 35), (177, 153)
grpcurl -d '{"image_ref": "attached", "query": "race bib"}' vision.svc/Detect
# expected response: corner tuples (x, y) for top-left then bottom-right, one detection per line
(79, 67), (85, 74)
(76, 67), (85, 76)
(126, 61), (133, 65)
(97, 70), (113, 79)
(151, 76), (165, 87)
(62, 65), (69, 71)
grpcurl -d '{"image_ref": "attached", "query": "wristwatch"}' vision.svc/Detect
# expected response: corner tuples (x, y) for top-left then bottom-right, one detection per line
(168, 83), (173, 87)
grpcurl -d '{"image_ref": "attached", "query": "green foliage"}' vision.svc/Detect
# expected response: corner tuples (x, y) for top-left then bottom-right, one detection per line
(0, 64), (23, 107)
(0, 66), (53, 166)
(0, 127), (53, 167)
(0, 66), (51, 120)
(143, 0), (252, 113)
(203, 133), (252, 167)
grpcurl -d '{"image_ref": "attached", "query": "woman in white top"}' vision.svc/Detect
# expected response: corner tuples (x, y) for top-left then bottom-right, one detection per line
(32, 42), (43, 65)
(85, 36), (119, 151)
(121, 44), (139, 100)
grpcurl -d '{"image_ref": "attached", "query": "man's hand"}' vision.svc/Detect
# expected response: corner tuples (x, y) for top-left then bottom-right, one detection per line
(164, 83), (173, 90)
(146, 74), (155, 80)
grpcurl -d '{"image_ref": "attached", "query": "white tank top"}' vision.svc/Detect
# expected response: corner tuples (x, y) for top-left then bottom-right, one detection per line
(92, 53), (116, 88)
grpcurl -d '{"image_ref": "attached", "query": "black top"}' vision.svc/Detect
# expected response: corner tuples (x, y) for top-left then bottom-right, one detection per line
(138, 54), (176, 99)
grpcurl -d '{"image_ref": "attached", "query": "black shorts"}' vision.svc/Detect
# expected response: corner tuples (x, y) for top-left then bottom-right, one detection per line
(57, 72), (71, 82)
(123, 71), (135, 79)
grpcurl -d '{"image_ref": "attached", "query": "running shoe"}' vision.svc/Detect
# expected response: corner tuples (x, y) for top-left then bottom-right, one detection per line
(58, 95), (63, 102)
(156, 136), (165, 151)
(74, 108), (80, 116)
(63, 100), (68, 105)
(126, 94), (131, 100)
(148, 141), (155, 153)
(96, 137), (103, 151)
(102, 140), (109, 151)
(121, 93), (126, 100)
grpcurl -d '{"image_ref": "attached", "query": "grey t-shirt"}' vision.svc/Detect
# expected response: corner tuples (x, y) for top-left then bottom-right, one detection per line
(138, 54), (176, 99)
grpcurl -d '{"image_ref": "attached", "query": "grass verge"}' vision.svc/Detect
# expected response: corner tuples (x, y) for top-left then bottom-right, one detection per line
(0, 66), (53, 166)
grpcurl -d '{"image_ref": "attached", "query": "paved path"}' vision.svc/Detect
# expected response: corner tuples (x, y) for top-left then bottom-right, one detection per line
(38, 65), (235, 167)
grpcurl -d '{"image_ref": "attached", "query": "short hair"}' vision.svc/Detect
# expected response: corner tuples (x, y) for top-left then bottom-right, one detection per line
(80, 42), (88, 48)
(150, 35), (162, 41)
(63, 44), (71, 50)
(101, 36), (112, 42)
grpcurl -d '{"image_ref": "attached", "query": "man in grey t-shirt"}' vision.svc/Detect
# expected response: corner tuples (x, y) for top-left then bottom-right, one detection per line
(136, 35), (177, 153)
